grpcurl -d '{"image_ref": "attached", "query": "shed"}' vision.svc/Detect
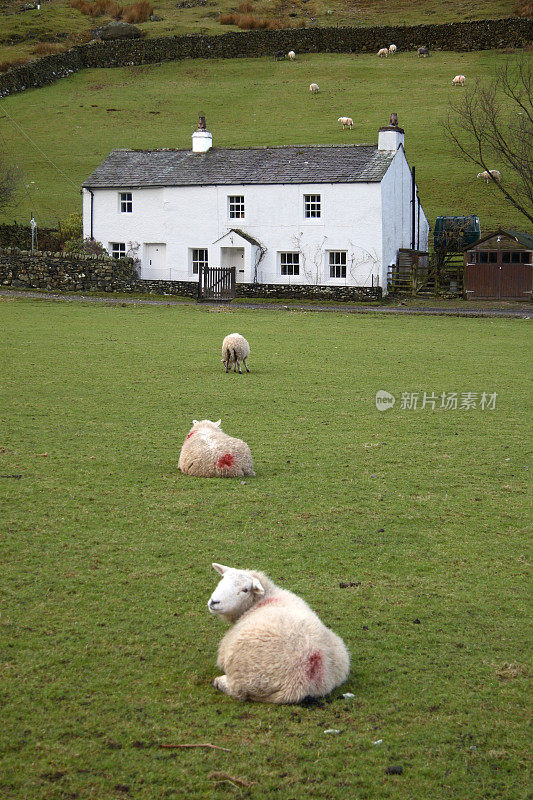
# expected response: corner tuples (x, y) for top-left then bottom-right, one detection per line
(463, 229), (533, 300)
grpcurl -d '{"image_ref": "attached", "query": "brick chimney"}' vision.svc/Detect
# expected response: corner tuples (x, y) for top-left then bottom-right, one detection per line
(192, 114), (212, 153)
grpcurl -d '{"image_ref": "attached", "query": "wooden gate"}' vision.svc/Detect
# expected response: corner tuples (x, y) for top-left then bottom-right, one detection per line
(198, 266), (236, 301)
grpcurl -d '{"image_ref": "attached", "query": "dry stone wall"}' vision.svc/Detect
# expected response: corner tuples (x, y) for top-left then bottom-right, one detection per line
(0, 248), (381, 300)
(1, 17), (531, 97)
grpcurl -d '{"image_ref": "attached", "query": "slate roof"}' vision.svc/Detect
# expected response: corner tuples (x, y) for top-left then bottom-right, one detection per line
(82, 145), (395, 189)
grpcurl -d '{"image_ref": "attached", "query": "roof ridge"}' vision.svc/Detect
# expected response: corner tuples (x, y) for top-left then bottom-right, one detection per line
(114, 144), (378, 154)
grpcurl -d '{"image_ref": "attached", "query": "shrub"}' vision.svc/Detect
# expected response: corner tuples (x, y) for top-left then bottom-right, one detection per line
(68, 0), (152, 21)
(63, 236), (108, 256)
(238, 0), (254, 11)
(121, 0), (153, 23)
(0, 58), (30, 73)
(220, 12), (237, 24)
(31, 42), (68, 56)
(513, 0), (533, 16)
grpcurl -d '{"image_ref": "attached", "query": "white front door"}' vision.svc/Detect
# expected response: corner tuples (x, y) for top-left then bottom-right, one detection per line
(220, 247), (245, 281)
(142, 243), (167, 279)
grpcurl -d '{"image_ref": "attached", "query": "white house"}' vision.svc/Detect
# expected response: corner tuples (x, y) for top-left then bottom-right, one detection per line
(82, 117), (429, 294)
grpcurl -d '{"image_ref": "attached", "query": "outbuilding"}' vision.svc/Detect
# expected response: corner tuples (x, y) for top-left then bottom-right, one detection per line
(82, 116), (429, 297)
(464, 229), (533, 300)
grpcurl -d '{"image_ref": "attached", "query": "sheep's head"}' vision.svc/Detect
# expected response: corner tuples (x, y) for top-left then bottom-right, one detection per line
(208, 563), (265, 622)
(191, 419), (222, 432)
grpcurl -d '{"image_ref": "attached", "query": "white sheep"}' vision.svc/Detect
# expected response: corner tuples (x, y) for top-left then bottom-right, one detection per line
(388, 44), (397, 54)
(179, 419), (255, 478)
(208, 564), (350, 703)
(377, 48), (388, 57)
(452, 74), (466, 86)
(221, 332), (250, 374)
(309, 83), (319, 94)
(477, 169), (501, 183)
(288, 50), (295, 61)
(338, 116), (353, 129)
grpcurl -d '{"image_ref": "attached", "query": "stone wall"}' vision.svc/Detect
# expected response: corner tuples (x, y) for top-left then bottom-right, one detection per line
(0, 247), (381, 300)
(1, 17), (531, 97)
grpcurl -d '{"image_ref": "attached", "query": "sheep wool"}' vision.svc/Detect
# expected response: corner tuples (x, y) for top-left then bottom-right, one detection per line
(179, 420), (255, 478)
(221, 333), (250, 374)
(208, 564), (350, 703)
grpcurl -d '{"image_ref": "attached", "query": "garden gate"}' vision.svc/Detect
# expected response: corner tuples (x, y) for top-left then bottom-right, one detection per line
(198, 266), (236, 301)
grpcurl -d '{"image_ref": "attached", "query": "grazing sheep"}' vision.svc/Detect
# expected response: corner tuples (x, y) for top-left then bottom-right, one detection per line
(417, 46), (430, 57)
(338, 116), (353, 129)
(377, 48), (389, 57)
(388, 43), (397, 54)
(288, 50), (295, 61)
(274, 50), (286, 61)
(208, 564), (350, 703)
(221, 332), (250, 374)
(309, 82), (319, 94)
(477, 169), (501, 183)
(452, 74), (466, 86)
(179, 420), (255, 478)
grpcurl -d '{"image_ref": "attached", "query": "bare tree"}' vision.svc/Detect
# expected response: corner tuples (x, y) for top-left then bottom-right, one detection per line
(0, 152), (20, 212)
(444, 58), (533, 225)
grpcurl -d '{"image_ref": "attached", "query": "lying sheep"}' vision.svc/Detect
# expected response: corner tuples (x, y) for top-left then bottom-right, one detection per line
(179, 420), (255, 478)
(338, 116), (353, 129)
(288, 50), (295, 61)
(222, 332), (250, 374)
(477, 169), (501, 183)
(452, 74), (466, 86)
(208, 564), (350, 703)
(417, 46), (430, 57)
(309, 82), (319, 94)
(377, 48), (388, 57)
(388, 43), (397, 54)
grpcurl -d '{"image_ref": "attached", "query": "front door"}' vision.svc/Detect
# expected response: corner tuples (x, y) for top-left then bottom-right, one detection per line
(220, 247), (245, 281)
(143, 243), (167, 279)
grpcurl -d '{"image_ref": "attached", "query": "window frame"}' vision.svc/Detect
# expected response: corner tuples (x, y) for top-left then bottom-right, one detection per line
(119, 192), (132, 213)
(328, 251), (347, 279)
(303, 194), (321, 219)
(279, 251), (300, 277)
(228, 195), (245, 220)
(110, 242), (126, 259)
(191, 248), (209, 275)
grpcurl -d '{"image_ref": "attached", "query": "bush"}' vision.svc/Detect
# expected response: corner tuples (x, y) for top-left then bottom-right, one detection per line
(121, 0), (153, 23)
(31, 42), (68, 56)
(63, 236), (108, 256)
(68, 0), (153, 22)
(0, 58), (30, 73)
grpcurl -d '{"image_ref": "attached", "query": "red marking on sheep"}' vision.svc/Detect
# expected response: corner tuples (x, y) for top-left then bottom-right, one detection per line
(254, 597), (281, 611)
(185, 431), (196, 440)
(217, 453), (235, 469)
(306, 650), (324, 682)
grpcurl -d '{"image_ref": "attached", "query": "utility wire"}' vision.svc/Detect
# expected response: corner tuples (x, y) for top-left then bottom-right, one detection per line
(0, 105), (80, 191)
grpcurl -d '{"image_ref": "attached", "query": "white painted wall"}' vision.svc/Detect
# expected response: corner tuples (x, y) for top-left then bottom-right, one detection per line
(82, 161), (429, 292)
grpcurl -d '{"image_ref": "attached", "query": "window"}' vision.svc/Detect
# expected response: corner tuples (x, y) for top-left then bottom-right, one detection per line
(511, 251), (520, 263)
(304, 194), (321, 219)
(502, 251), (510, 263)
(488, 251), (497, 263)
(191, 248), (208, 275)
(119, 192), (132, 213)
(280, 252), (299, 276)
(110, 242), (126, 259)
(329, 251), (347, 279)
(521, 251), (532, 263)
(479, 252), (489, 263)
(228, 196), (245, 219)
(468, 251), (477, 264)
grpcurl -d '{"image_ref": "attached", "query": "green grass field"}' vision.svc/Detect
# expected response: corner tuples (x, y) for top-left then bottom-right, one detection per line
(1, 50), (530, 232)
(1, 296), (530, 799)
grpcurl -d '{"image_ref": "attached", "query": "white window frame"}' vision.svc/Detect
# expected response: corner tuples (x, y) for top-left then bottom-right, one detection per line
(191, 248), (209, 275)
(119, 192), (132, 213)
(328, 251), (347, 279)
(304, 194), (321, 219)
(110, 242), (126, 259)
(228, 195), (245, 220)
(280, 252), (300, 277)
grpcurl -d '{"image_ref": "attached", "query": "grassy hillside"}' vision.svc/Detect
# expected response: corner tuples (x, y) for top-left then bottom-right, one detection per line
(1, 50), (530, 233)
(1, 296), (530, 799)
(0, 0), (519, 68)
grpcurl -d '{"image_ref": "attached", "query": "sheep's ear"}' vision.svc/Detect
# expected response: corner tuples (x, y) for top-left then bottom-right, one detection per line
(215, 419), (222, 427)
(212, 563), (229, 575)
(251, 577), (265, 596)
(193, 419), (199, 425)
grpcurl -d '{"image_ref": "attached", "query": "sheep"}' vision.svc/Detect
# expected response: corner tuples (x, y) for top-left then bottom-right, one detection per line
(178, 420), (255, 478)
(309, 83), (319, 94)
(338, 116), (353, 129)
(288, 50), (295, 61)
(477, 169), (501, 183)
(417, 46), (430, 57)
(388, 44), (397, 54)
(377, 48), (389, 57)
(221, 332), (250, 374)
(208, 564), (350, 703)
(452, 74), (466, 86)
